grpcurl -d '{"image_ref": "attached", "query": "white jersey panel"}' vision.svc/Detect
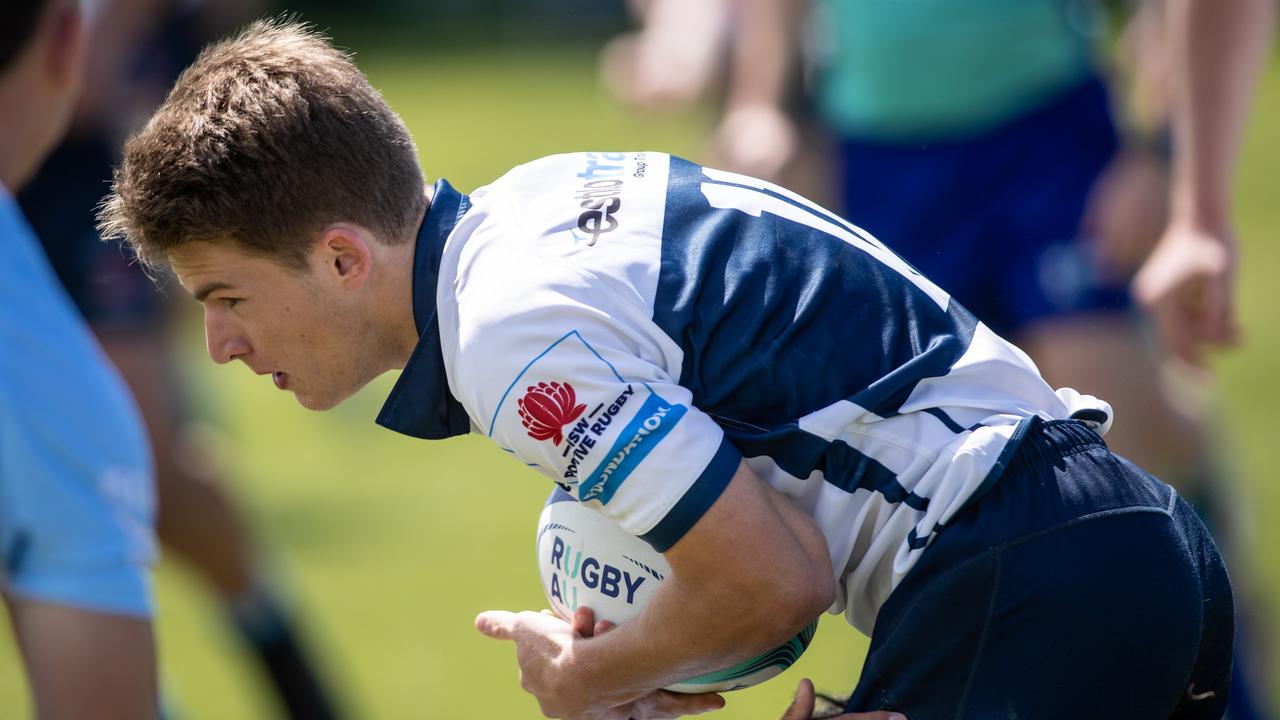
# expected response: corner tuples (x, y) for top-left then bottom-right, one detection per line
(438, 153), (739, 550)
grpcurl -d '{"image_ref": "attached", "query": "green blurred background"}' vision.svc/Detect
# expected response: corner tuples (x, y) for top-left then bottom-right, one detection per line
(2, 7), (1278, 718)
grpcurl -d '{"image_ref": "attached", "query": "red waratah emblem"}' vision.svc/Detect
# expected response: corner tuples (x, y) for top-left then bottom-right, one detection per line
(518, 381), (587, 445)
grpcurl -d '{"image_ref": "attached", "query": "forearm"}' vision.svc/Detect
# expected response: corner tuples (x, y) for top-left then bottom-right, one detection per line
(8, 596), (158, 720)
(724, 0), (808, 112)
(573, 471), (835, 703)
(1167, 0), (1275, 231)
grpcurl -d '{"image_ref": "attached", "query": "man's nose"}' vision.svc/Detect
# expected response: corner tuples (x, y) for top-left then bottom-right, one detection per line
(206, 315), (250, 365)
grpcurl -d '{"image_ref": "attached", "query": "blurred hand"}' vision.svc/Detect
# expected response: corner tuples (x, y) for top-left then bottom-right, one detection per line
(475, 607), (724, 719)
(710, 104), (798, 181)
(599, 0), (730, 112)
(780, 679), (905, 720)
(1133, 221), (1240, 367)
(1084, 149), (1170, 279)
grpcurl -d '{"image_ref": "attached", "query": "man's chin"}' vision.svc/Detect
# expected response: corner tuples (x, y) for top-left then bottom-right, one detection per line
(292, 383), (365, 411)
(293, 390), (343, 411)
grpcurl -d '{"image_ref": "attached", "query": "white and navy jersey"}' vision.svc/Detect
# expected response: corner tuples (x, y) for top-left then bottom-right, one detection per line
(378, 152), (1112, 633)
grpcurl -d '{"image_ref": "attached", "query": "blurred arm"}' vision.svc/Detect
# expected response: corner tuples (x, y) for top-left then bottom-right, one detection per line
(712, 0), (809, 179)
(1133, 0), (1275, 365)
(7, 595), (157, 720)
(1166, 0), (1274, 231)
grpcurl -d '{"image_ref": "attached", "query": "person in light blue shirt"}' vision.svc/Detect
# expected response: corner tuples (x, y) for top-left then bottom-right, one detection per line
(0, 190), (155, 618)
(0, 1), (157, 717)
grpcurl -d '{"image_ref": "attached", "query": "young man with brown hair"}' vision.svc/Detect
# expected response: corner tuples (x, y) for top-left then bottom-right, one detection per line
(101, 19), (1234, 719)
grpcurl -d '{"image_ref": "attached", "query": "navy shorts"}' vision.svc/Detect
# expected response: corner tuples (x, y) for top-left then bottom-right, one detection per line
(845, 419), (1233, 719)
(18, 135), (165, 331)
(838, 76), (1131, 338)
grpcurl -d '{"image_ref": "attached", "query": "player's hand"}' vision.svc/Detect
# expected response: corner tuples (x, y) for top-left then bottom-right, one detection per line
(1133, 220), (1240, 367)
(710, 104), (798, 182)
(568, 605), (615, 639)
(476, 607), (725, 719)
(572, 606), (727, 719)
(781, 679), (905, 720)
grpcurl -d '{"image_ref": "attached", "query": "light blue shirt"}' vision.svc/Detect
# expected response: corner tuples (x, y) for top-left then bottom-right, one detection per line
(0, 185), (155, 617)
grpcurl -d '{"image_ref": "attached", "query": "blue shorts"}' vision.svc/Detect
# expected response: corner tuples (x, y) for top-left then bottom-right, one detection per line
(844, 419), (1233, 718)
(838, 76), (1131, 338)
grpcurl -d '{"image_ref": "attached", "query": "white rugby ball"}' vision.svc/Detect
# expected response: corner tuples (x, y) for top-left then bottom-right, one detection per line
(536, 489), (817, 693)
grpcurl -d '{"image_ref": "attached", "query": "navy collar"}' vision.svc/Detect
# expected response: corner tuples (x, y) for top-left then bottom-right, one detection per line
(375, 179), (472, 439)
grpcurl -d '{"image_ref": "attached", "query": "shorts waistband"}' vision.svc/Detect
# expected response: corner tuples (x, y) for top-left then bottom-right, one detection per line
(1005, 417), (1107, 476)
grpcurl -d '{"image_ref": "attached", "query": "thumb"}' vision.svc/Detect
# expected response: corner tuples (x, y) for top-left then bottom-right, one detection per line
(474, 610), (519, 641)
(781, 678), (816, 720)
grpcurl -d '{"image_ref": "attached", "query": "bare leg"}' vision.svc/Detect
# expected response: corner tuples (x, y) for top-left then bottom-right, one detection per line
(1015, 313), (1209, 487)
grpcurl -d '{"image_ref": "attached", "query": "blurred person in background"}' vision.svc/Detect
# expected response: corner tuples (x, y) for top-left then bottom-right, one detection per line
(677, 0), (1274, 716)
(600, 0), (835, 206)
(1, 0), (157, 717)
(599, 0), (734, 112)
(16, 2), (345, 718)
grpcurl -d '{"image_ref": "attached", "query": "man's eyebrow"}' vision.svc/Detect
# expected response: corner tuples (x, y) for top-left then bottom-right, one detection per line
(193, 282), (235, 302)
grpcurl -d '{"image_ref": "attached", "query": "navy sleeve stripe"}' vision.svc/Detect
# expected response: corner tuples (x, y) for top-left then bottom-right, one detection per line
(923, 407), (967, 434)
(700, 174), (883, 255)
(733, 428), (927, 512)
(639, 436), (740, 553)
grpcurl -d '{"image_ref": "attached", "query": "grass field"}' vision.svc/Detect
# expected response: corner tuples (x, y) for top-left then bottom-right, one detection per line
(2, 39), (1278, 718)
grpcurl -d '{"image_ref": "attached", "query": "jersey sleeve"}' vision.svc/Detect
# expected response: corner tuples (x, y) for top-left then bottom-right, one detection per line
(0, 360), (156, 618)
(460, 315), (742, 553)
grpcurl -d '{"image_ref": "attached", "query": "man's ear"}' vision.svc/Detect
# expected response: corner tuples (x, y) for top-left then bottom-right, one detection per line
(316, 224), (374, 290)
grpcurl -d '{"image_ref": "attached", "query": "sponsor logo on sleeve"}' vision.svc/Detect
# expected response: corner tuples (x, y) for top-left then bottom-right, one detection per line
(578, 394), (687, 504)
(518, 381), (587, 445)
(570, 152), (628, 246)
(517, 381), (686, 503)
(498, 331), (687, 504)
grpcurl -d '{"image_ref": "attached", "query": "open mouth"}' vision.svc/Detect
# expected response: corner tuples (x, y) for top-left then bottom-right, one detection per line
(272, 371), (288, 390)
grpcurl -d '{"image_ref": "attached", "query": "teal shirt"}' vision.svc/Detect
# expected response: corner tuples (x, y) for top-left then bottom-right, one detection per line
(814, 0), (1102, 141)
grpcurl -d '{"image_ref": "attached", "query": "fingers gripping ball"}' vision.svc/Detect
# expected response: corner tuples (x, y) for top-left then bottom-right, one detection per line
(536, 489), (818, 693)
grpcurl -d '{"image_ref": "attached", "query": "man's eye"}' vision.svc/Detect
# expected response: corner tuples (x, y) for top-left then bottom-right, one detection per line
(223, 298), (242, 309)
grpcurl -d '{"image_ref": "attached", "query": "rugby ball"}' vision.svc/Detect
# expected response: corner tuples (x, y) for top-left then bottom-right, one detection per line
(536, 489), (817, 693)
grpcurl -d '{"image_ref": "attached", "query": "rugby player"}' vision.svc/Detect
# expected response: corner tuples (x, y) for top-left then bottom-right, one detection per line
(1, 1), (157, 717)
(100, 20), (1233, 719)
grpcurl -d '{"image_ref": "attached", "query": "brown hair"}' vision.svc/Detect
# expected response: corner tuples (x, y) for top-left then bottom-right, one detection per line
(98, 18), (426, 270)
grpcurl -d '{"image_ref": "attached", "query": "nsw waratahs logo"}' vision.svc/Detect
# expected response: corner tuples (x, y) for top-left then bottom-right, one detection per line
(518, 382), (587, 445)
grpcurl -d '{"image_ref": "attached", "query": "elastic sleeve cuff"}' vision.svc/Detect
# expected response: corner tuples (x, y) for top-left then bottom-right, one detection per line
(7, 565), (154, 619)
(639, 436), (741, 552)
